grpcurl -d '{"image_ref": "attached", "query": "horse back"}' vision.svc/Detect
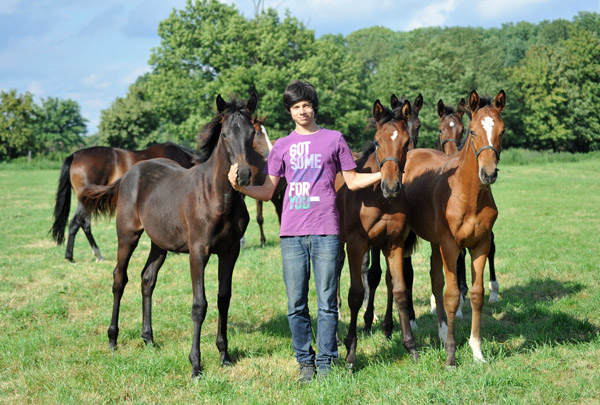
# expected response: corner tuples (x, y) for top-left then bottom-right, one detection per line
(70, 146), (131, 197)
(118, 158), (248, 254)
(136, 143), (197, 169)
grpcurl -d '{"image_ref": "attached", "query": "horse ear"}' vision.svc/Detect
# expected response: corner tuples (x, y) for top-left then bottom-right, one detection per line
(373, 100), (385, 122)
(216, 94), (226, 113)
(494, 90), (506, 113)
(457, 98), (467, 120)
(247, 93), (258, 114)
(413, 94), (423, 113)
(401, 99), (411, 121)
(468, 90), (480, 114)
(390, 94), (400, 110)
(437, 99), (445, 119)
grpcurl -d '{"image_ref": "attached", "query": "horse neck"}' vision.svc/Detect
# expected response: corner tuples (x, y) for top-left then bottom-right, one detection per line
(455, 133), (491, 207)
(203, 140), (233, 193)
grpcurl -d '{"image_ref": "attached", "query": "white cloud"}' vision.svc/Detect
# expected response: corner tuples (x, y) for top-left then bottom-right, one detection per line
(27, 80), (44, 97)
(476, 0), (549, 19)
(0, 0), (21, 15)
(119, 66), (151, 86)
(406, 0), (458, 30)
(82, 73), (110, 89)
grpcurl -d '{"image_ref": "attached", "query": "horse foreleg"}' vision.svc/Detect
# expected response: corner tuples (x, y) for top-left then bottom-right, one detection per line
(468, 238), (491, 363)
(488, 232), (499, 303)
(189, 247), (210, 379)
(363, 247), (382, 333)
(439, 241), (461, 367)
(108, 231), (141, 349)
(256, 200), (266, 248)
(140, 242), (167, 346)
(429, 244), (447, 346)
(216, 244), (240, 367)
(343, 241), (368, 368)
(386, 245), (418, 360)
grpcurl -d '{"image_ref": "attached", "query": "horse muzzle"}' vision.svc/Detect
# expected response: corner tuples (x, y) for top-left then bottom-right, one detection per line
(237, 165), (252, 187)
(479, 166), (498, 185)
(381, 179), (402, 199)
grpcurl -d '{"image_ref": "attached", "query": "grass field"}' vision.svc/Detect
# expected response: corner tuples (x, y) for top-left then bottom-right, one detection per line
(1, 154), (599, 403)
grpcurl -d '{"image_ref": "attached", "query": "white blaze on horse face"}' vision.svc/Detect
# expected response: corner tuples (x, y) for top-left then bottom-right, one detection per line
(449, 121), (455, 128)
(391, 130), (398, 141)
(481, 117), (494, 145)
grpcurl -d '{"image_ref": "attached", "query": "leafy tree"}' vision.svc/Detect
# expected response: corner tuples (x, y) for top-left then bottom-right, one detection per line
(509, 21), (600, 152)
(34, 97), (87, 155)
(0, 89), (36, 160)
(98, 83), (159, 149)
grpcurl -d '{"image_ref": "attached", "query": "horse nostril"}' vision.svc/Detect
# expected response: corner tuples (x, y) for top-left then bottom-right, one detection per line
(237, 167), (252, 187)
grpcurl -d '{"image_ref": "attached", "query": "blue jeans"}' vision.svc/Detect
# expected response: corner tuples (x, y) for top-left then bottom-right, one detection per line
(280, 235), (340, 371)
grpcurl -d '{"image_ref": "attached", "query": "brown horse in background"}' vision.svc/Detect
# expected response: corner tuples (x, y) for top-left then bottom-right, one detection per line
(50, 142), (199, 262)
(79, 94), (258, 379)
(246, 116), (284, 248)
(403, 89), (506, 366)
(336, 97), (416, 367)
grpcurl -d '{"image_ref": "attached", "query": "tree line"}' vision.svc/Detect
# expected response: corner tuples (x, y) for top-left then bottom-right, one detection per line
(2, 0), (598, 161)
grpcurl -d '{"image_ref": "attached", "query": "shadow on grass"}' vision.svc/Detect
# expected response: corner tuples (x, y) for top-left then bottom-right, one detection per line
(334, 276), (598, 369)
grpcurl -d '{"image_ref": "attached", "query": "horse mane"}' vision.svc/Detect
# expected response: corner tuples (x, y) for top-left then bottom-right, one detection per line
(195, 98), (252, 163)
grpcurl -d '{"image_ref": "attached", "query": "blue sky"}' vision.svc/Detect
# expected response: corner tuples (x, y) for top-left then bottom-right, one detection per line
(1, 0), (598, 134)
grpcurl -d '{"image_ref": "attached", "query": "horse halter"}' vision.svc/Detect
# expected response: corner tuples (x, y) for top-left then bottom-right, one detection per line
(469, 129), (500, 161)
(375, 143), (404, 171)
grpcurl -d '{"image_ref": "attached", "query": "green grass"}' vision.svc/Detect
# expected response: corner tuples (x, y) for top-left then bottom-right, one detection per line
(1, 156), (599, 403)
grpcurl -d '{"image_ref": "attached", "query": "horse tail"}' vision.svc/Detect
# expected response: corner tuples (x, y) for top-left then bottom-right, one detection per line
(50, 154), (74, 245)
(404, 230), (419, 258)
(79, 179), (122, 218)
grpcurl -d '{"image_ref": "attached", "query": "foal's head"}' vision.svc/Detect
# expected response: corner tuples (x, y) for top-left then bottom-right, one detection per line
(372, 98), (412, 199)
(437, 98), (467, 155)
(198, 94), (258, 187)
(468, 90), (506, 185)
(391, 93), (423, 150)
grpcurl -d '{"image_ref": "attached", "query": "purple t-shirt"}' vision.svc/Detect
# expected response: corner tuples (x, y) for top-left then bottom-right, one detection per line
(265, 128), (357, 236)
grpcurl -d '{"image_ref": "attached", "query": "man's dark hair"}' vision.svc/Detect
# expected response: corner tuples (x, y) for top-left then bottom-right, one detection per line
(282, 80), (319, 114)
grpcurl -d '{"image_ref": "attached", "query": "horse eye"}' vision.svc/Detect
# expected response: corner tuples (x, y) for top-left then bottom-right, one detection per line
(438, 129), (442, 134)
(374, 141), (380, 147)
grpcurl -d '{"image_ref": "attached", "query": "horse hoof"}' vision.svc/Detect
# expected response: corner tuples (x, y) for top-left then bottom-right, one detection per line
(410, 351), (419, 362)
(191, 373), (203, 382)
(96, 257), (104, 263)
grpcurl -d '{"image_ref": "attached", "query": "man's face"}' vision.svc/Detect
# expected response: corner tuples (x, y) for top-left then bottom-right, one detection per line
(290, 100), (315, 127)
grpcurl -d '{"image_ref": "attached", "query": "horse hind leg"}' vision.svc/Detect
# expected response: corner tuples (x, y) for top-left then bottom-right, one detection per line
(488, 232), (499, 303)
(80, 206), (103, 262)
(108, 230), (142, 350)
(65, 203), (85, 263)
(455, 249), (467, 318)
(343, 242), (368, 368)
(189, 248), (210, 379)
(140, 242), (167, 346)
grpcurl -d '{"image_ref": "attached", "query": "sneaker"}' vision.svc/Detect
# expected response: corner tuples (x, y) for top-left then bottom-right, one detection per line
(298, 361), (316, 384)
